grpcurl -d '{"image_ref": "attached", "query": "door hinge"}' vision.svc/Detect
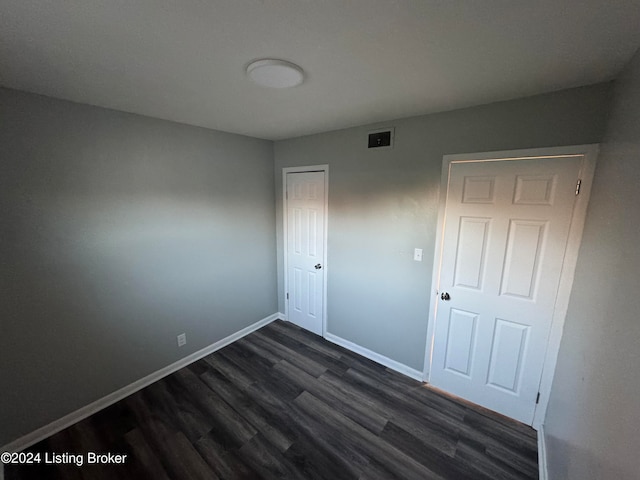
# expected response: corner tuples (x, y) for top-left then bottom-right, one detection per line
(575, 179), (582, 195)
(286, 293), (289, 300)
(536, 392), (541, 404)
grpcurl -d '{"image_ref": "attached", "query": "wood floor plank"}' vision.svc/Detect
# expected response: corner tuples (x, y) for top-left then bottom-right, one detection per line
(143, 379), (213, 443)
(344, 367), (465, 433)
(268, 320), (343, 360)
(202, 352), (256, 390)
(379, 421), (479, 480)
(282, 429), (362, 480)
(293, 390), (445, 480)
(199, 368), (295, 452)
(318, 369), (393, 420)
(123, 428), (172, 480)
(455, 440), (532, 480)
(462, 409), (538, 461)
(330, 368), (461, 456)
(235, 336), (283, 365)
(484, 441), (539, 479)
(256, 324), (352, 375)
(249, 330), (329, 377)
(243, 380), (373, 474)
(407, 385), (470, 421)
(236, 433), (306, 480)
(194, 434), (260, 480)
(139, 418), (217, 480)
(171, 369), (258, 449)
(7, 320), (538, 480)
(218, 345), (304, 401)
(66, 422), (122, 480)
(274, 359), (389, 435)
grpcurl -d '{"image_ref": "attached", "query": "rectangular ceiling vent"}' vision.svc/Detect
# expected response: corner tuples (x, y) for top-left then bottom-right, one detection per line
(367, 127), (394, 150)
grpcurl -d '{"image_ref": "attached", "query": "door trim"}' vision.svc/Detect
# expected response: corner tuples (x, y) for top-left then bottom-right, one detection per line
(282, 165), (329, 337)
(423, 144), (599, 429)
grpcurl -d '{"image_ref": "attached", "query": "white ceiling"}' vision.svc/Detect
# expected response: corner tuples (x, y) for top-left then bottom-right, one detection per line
(2, 1), (640, 140)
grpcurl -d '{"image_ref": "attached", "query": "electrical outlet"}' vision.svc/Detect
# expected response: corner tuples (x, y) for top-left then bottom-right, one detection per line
(414, 248), (423, 261)
(177, 333), (186, 347)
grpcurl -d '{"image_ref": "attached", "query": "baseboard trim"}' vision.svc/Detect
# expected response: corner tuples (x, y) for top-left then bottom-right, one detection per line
(1, 312), (280, 454)
(538, 424), (548, 480)
(324, 332), (424, 381)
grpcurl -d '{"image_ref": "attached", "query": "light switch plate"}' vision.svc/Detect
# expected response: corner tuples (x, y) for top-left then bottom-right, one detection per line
(414, 248), (423, 261)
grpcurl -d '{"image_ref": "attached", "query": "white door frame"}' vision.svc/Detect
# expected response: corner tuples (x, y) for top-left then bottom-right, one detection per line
(423, 144), (599, 429)
(282, 165), (329, 337)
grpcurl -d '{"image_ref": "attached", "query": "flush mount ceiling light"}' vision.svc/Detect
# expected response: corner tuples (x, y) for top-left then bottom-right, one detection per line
(246, 59), (304, 88)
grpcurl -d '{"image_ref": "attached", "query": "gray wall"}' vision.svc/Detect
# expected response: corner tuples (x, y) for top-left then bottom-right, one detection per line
(0, 88), (277, 446)
(545, 50), (640, 479)
(274, 83), (613, 372)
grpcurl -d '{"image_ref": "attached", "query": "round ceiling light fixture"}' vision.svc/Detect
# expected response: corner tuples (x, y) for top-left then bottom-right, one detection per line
(246, 59), (304, 88)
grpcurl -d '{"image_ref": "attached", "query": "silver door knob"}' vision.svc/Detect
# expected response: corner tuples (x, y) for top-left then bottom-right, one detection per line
(441, 292), (450, 301)
(315, 264), (322, 269)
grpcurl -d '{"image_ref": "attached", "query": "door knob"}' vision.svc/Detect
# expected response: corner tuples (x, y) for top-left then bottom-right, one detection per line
(441, 292), (450, 301)
(315, 264), (322, 270)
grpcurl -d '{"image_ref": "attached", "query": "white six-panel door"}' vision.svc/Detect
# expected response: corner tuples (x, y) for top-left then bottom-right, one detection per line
(286, 171), (326, 336)
(429, 156), (582, 423)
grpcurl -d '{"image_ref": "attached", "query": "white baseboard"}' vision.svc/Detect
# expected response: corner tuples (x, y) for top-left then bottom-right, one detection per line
(538, 424), (548, 480)
(1, 312), (280, 454)
(324, 332), (424, 381)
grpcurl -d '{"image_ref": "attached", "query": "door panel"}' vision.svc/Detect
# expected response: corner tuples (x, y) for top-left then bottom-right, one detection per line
(444, 308), (478, 377)
(286, 171), (325, 335)
(430, 156), (581, 423)
(500, 220), (547, 299)
(454, 217), (491, 290)
(486, 318), (529, 393)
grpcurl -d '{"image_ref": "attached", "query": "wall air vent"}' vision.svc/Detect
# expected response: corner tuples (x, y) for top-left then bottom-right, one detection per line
(367, 127), (394, 150)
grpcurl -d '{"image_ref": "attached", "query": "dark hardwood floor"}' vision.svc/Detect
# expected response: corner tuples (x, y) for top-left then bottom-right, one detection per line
(6, 320), (538, 479)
